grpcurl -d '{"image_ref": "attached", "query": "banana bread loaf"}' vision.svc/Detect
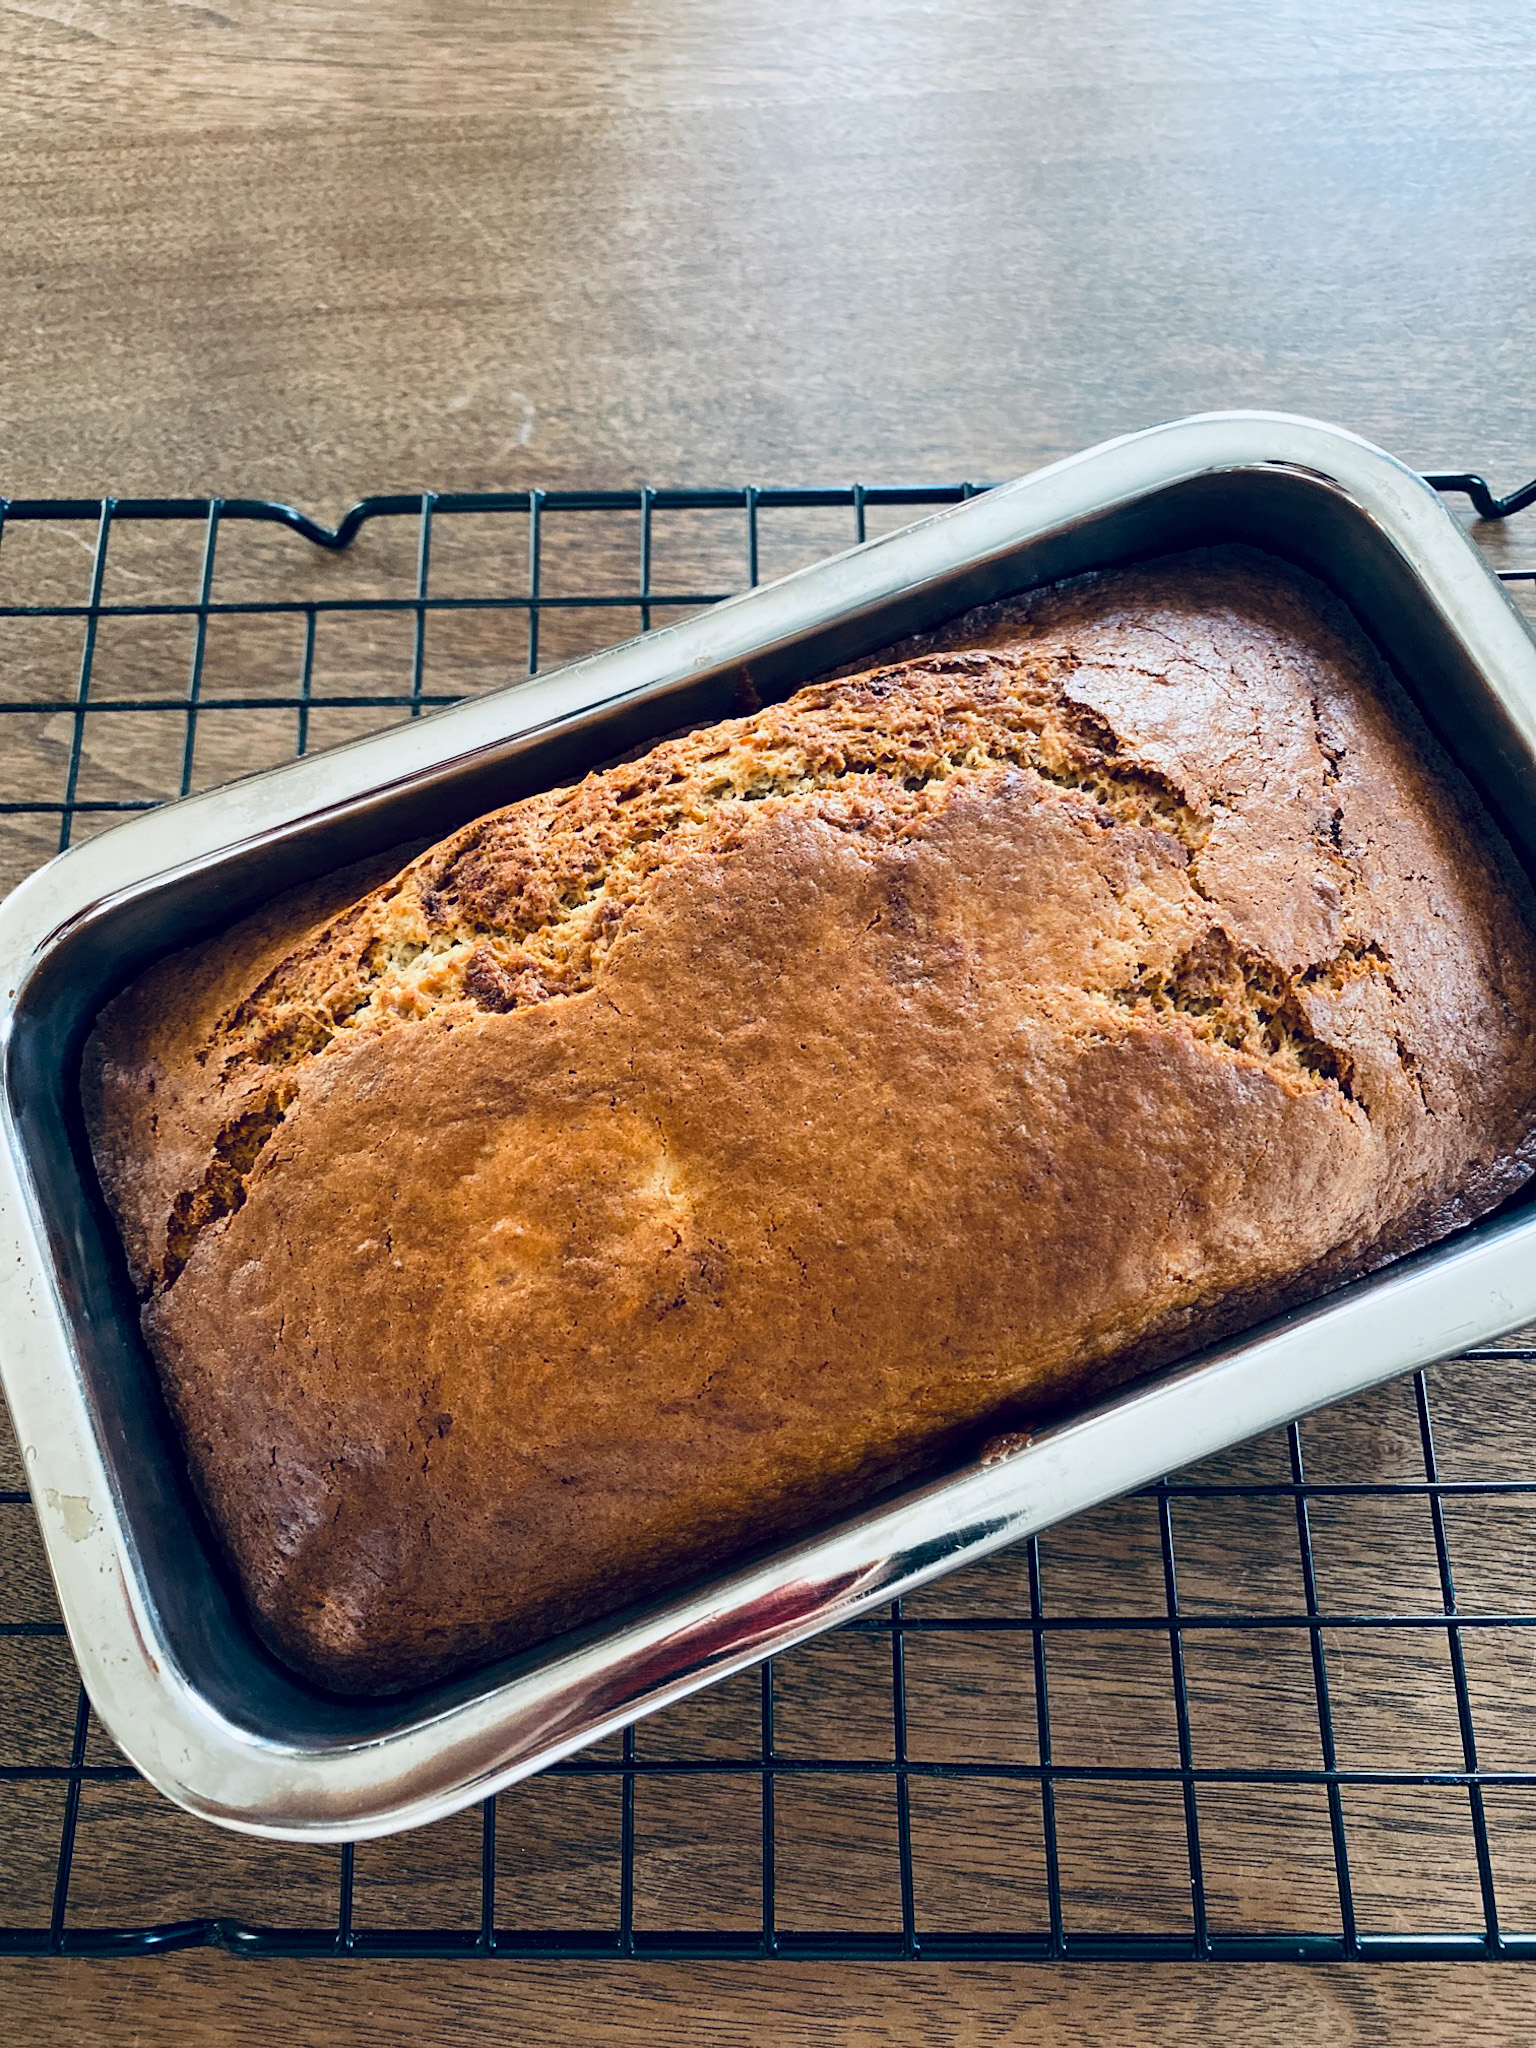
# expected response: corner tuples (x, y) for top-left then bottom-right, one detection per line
(83, 547), (1536, 1693)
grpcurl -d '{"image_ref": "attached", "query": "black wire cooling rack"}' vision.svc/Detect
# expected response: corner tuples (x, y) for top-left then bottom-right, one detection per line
(0, 473), (1534, 1963)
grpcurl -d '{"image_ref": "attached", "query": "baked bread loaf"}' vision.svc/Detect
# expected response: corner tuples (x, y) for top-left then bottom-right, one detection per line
(84, 548), (1536, 1693)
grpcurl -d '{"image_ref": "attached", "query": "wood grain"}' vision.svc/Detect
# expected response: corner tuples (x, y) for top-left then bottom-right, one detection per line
(11, 1956), (1536, 2048)
(1, 0), (1535, 2039)
(1, 1), (1532, 512)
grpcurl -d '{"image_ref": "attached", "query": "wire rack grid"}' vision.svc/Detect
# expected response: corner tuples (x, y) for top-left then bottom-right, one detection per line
(0, 472), (1533, 1962)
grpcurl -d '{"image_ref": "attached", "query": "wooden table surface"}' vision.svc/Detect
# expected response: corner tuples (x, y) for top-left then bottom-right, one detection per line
(3, 2), (1535, 2040)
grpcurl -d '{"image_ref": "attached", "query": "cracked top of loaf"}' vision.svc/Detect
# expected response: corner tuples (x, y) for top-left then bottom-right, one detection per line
(84, 547), (1536, 1693)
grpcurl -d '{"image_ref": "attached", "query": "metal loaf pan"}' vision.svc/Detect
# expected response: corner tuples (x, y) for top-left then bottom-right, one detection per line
(1, 413), (1534, 1842)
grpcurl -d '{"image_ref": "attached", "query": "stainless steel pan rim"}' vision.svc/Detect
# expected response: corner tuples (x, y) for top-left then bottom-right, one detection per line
(1, 411), (1532, 1840)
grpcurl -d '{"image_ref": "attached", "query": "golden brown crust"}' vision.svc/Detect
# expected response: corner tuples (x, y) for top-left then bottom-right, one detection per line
(84, 548), (1536, 1692)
